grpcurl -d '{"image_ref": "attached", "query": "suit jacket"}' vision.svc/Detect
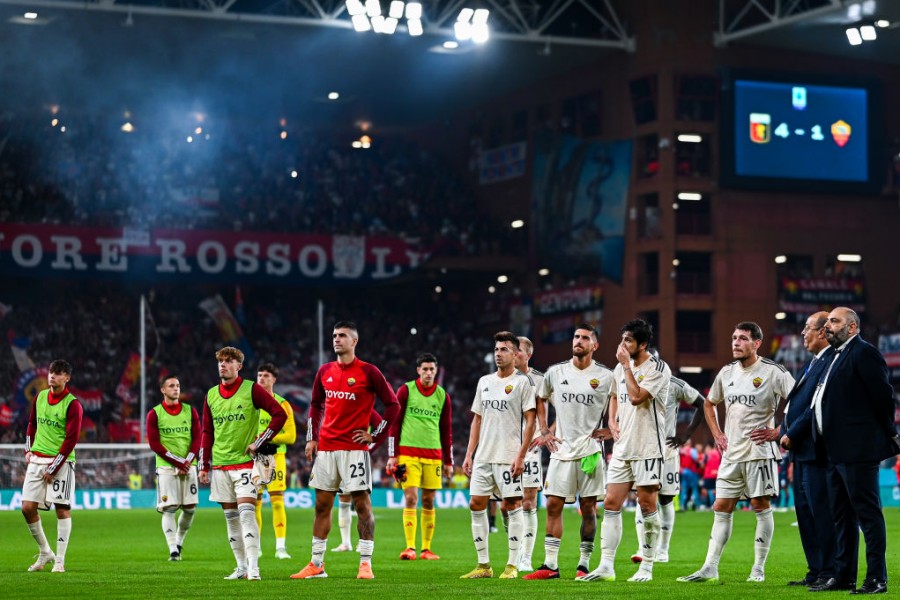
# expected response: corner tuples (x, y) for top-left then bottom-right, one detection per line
(818, 335), (897, 464)
(783, 347), (834, 462)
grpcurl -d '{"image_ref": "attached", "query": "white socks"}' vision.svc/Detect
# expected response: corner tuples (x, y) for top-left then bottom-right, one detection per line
(470, 509), (490, 564)
(640, 510), (660, 568)
(358, 539), (374, 564)
(521, 508), (538, 560)
(238, 503), (260, 571)
(544, 536), (561, 570)
(506, 507), (523, 566)
(224, 509), (246, 568)
(579, 540), (594, 570)
(311, 536), (326, 567)
(599, 509), (622, 570)
(28, 520), (52, 555)
(338, 501), (352, 547)
(177, 507), (195, 547)
(56, 517), (71, 562)
(658, 501), (675, 553)
(162, 508), (178, 552)
(753, 508), (774, 571)
(703, 511), (733, 571)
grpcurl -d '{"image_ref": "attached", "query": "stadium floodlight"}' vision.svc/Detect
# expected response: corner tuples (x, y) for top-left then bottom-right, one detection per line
(59, 126), (66, 132)
(847, 2), (861, 20)
(443, 40), (459, 49)
(875, 19), (890, 28)
(538, 268), (550, 276)
(679, 366), (702, 374)
(352, 140), (363, 148)
(328, 91), (340, 100)
(837, 253), (862, 262)
(488, 285), (496, 293)
(383, 16), (398, 34)
(846, 27), (862, 45)
(774, 255), (787, 264)
(511, 219), (524, 228)
(454, 21), (472, 40)
(472, 8), (489, 43)
(352, 13), (371, 31)
(51, 118), (58, 127)
(775, 312), (786, 320)
(345, 0), (366, 16)
(389, 1), (404, 19)
(291, 170), (298, 178)
(24, 11), (37, 19)
(405, 2), (422, 20)
(186, 136), (193, 143)
(497, 274), (508, 283)
(677, 192), (702, 201)
(434, 285), (442, 293)
(371, 14), (386, 32)
(121, 122), (135, 133)
(677, 134), (703, 143)
(458, 7), (474, 22)
(860, 25), (876, 40)
(407, 18), (423, 35)
(365, 0), (382, 17)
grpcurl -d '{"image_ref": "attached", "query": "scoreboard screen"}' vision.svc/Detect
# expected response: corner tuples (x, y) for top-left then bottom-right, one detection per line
(720, 71), (881, 194)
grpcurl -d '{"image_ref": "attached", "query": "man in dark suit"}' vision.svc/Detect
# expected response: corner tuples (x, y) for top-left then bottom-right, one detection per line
(810, 307), (896, 595)
(779, 311), (835, 588)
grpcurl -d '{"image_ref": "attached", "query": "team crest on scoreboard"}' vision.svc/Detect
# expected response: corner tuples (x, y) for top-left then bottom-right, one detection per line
(347, 377), (356, 386)
(589, 378), (599, 390)
(752, 377), (763, 388)
(504, 385), (513, 394)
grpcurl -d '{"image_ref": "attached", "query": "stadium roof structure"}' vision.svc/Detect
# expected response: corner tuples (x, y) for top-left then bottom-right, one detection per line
(1, 0), (898, 128)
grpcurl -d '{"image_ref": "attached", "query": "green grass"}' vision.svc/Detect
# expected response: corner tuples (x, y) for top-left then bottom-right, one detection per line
(3, 506), (899, 599)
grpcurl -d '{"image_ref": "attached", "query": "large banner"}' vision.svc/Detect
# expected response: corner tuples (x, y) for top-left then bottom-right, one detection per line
(478, 142), (528, 185)
(778, 277), (866, 318)
(533, 285), (604, 344)
(0, 224), (430, 284)
(532, 135), (632, 283)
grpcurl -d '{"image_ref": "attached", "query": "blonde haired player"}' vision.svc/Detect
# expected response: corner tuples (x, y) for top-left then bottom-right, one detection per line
(198, 346), (287, 581)
(254, 363), (297, 559)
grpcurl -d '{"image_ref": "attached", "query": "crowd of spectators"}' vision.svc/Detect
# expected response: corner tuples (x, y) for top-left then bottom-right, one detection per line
(0, 110), (517, 256)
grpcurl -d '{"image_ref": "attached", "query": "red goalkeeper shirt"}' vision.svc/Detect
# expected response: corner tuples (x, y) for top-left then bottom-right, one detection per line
(308, 357), (400, 451)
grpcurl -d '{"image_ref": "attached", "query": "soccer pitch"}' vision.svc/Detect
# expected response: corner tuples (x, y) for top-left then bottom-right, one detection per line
(3, 507), (899, 599)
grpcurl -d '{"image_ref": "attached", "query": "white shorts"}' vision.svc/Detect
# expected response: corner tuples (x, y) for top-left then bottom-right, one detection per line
(660, 453), (681, 496)
(22, 459), (75, 510)
(156, 466), (199, 511)
(522, 447), (543, 490)
(544, 457), (606, 501)
(209, 468), (257, 503)
(607, 456), (662, 488)
(310, 450), (372, 494)
(469, 462), (523, 499)
(716, 457), (780, 500)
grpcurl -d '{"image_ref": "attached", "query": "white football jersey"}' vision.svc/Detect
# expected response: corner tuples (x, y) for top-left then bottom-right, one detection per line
(612, 356), (671, 460)
(708, 357), (795, 462)
(664, 376), (701, 460)
(472, 370), (536, 464)
(540, 358), (614, 461)
(523, 368), (544, 442)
